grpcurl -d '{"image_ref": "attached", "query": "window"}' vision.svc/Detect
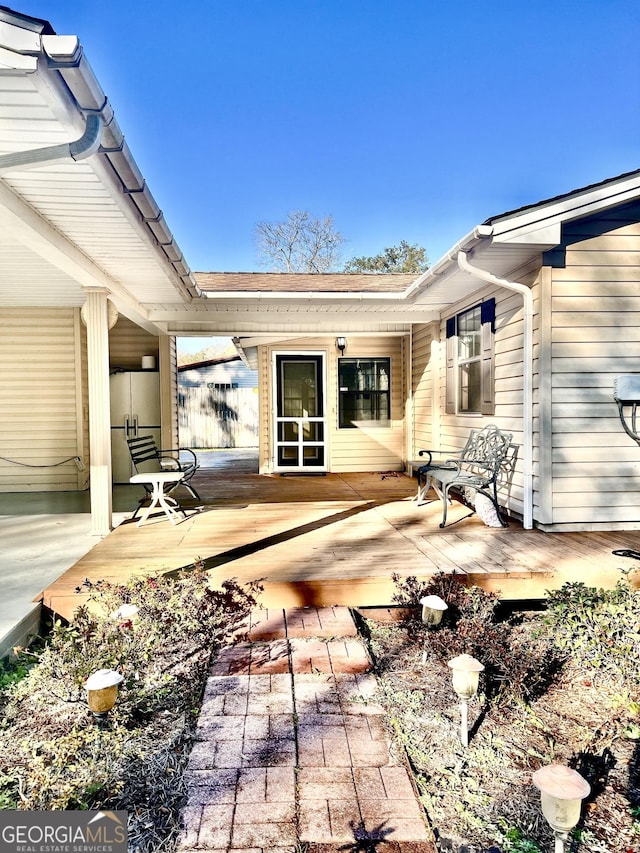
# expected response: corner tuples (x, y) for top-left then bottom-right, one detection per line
(446, 299), (495, 415)
(338, 358), (390, 428)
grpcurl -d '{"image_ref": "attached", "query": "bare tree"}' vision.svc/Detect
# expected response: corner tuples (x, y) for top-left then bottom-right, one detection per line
(255, 210), (346, 272)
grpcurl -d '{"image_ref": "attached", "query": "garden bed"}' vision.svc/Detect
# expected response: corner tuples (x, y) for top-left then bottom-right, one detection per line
(0, 564), (261, 852)
(362, 574), (640, 853)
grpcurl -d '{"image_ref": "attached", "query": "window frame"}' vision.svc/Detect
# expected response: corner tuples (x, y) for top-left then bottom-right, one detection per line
(445, 298), (495, 416)
(337, 356), (391, 429)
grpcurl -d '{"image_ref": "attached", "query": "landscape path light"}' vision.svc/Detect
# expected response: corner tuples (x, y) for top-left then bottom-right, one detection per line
(85, 669), (124, 723)
(420, 595), (448, 626)
(419, 595), (448, 662)
(532, 764), (591, 853)
(447, 653), (484, 747)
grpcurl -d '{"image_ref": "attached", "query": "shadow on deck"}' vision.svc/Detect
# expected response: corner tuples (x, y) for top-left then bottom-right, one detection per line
(40, 461), (640, 622)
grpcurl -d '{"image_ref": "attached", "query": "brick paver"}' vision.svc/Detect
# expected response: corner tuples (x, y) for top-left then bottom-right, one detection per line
(178, 606), (436, 853)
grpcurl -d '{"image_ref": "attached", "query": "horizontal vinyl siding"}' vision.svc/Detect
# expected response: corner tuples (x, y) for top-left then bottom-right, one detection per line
(0, 308), (84, 491)
(411, 323), (436, 456)
(548, 209), (640, 529)
(109, 316), (159, 370)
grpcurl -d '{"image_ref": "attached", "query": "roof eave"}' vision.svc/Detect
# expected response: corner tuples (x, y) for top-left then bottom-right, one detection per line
(0, 11), (202, 304)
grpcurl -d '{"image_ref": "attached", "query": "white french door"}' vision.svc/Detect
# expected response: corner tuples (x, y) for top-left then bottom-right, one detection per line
(273, 353), (327, 472)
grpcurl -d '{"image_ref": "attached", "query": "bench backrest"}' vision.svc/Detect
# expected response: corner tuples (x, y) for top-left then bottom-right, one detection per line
(457, 424), (513, 484)
(127, 435), (162, 473)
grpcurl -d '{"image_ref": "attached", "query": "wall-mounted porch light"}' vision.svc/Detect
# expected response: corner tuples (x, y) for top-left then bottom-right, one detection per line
(532, 764), (590, 853)
(448, 653), (484, 747)
(85, 669), (124, 722)
(336, 336), (346, 356)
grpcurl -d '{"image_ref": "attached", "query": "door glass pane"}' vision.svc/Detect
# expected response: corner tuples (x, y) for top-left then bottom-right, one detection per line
(281, 361), (318, 418)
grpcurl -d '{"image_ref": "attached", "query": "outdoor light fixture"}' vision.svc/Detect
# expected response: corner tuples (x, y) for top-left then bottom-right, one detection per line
(419, 595), (448, 662)
(420, 595), (448, 626)
(85, 669), (124, 722)
(448, 653), (484, 747)
(532, 764), (591, 853)
(336, 336), (346, 355)
(111, 603), (139, 622)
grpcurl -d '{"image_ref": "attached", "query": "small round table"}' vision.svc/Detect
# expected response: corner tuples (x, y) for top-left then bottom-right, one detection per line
(129, 471), (185, 527)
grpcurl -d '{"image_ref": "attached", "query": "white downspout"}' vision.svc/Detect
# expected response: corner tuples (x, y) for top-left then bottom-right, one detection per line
(457, 251), (534, 530)
(0, 111), (103, 174)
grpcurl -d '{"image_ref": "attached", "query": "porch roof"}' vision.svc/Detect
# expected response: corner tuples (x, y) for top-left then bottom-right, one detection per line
(0, 6), (200, 335)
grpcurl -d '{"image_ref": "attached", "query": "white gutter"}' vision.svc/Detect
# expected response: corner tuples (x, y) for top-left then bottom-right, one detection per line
(457, 250), (534, 529)
(205, 290), (415, 300)
(405, 224), (494, 299)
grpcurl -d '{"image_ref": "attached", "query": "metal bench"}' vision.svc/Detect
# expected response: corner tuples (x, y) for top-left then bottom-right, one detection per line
(126, 435), (201, 520)
(412, 424), (513, 528)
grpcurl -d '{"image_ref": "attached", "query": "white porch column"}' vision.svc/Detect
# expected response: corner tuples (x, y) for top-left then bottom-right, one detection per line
(84, 288), (113, 536)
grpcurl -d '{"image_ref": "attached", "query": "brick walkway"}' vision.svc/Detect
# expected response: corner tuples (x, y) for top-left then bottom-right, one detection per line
(178, 606), (436, 853)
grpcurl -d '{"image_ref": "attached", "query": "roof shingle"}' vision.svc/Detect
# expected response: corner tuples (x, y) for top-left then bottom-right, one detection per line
(194, 271), (418, 294)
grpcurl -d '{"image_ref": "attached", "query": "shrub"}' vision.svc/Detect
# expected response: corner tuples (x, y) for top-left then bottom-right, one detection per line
(391, 573), (556, 703)
(0, 565), (261, 813)
(544, 578), (640, 686)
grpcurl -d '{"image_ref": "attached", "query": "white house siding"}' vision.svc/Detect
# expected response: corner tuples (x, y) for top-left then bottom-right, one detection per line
(545, 205), (640, 530)
(160, 335), (178, 450)
(411, 281), (534, 521)
(109, 317), (159, 371)
(411, 323), (438, 454)
(257, 336), (406, 474)
(0, 308), (85, 492)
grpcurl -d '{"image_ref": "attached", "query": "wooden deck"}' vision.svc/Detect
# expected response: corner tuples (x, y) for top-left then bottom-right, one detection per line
(40, 466), (640, 622)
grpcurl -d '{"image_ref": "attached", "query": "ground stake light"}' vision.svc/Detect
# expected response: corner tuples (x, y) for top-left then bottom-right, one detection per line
(420, 595), (448, 626)
(447, 653), (484, 747)
(532, 764), (590, 853)
(85, 669), (124, 722)
(419, 595), (448, 662)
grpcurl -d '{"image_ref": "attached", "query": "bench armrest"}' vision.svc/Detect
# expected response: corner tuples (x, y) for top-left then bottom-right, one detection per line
(417, 448), (461, 466)
(157, 447), (199, 471)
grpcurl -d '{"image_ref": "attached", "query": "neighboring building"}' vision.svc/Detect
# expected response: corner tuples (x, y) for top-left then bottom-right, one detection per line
(2, 8), (640, 537)
(178, 356), (258, 448)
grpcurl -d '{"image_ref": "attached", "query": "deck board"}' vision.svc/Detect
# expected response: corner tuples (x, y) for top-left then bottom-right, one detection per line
(39, 469), (640, 621)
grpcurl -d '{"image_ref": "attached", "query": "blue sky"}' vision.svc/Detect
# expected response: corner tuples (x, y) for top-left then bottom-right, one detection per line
(14, 1), (640, 279)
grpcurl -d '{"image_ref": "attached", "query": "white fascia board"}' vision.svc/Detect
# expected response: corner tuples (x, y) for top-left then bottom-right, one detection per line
(491, 222), (561, 247)
(490, 172), (640, 242)
(157, 320), (433, 333)
(202, 290), (413, 301)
